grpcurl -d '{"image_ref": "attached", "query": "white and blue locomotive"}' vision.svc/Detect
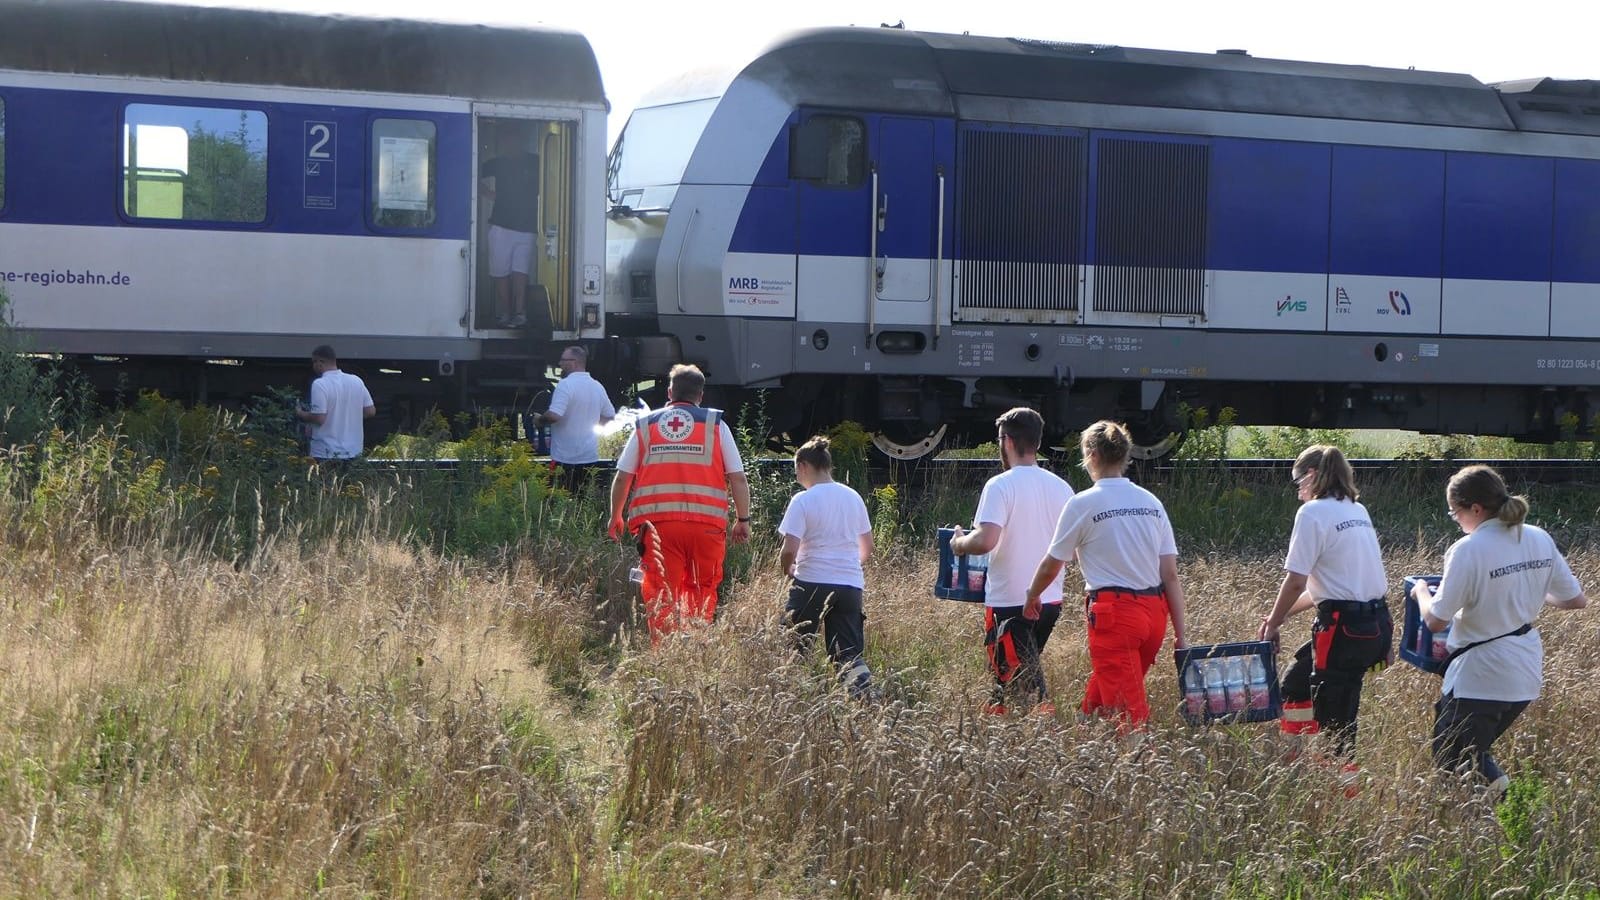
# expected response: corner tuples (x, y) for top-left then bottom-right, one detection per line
(605, 27), (1600, 457)
(0, 0), (610, 427)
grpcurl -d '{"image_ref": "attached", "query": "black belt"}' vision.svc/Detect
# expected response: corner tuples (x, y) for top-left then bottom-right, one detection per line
(1087, 585), (1164, 601)
(1318, 598), (1386, 614)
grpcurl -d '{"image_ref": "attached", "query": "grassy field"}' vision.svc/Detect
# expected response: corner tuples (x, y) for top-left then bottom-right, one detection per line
(4, 426), (1600, 898)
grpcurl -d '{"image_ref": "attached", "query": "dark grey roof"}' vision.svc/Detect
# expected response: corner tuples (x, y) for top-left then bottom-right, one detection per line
(0, 0), (606, 108)
(732, 27), (1593, 133)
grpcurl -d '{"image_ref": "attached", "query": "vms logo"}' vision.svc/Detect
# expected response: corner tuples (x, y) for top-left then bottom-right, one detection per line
(1276, 296), (1307, 316)
(1387, 290), (1412, 316)
(728, 277), (761, 291)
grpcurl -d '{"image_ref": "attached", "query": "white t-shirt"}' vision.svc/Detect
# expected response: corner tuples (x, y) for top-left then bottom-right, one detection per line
(1046, 477), (1176, 592)
(547, 372), (616, 464)
(1283, 497), (1388, 603)
(778, 481), (872, 588)
(1430, 519), (1582, 702)
(615, 410), (743, 474)
(307, 369), (373, 459)
(973, 465), (1074, 607)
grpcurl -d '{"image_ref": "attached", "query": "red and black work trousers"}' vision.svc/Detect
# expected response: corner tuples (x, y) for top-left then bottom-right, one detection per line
(1280, 599), (1393, 756)
(984, 603), (1061, 708)
(1082, 587), (1169, 727)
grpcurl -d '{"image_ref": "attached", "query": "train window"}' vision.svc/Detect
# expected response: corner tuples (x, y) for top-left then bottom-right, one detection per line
(790, 116), (865, 187)
(122, 104), (267, 223)
(0, 97), (6, 210)
(370, 118), (437, 228)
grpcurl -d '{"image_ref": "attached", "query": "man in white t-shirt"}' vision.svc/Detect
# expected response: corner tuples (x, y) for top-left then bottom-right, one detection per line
(536, 346), (615, 492)
(295, 345), (375, 461)
(949, 408), (1074, 715)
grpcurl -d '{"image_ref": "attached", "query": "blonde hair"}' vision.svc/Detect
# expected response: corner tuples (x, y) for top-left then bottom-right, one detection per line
(1292, 444), (1358, 502)
(1080, 420), (1132, 473)
(1448, 464), (1529, 529)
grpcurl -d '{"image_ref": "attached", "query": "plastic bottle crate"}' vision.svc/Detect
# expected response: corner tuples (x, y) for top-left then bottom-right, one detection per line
(934, 527), (986, 602)
(1174, 640), (1281, 725)
(1399, 574), (1450, 675)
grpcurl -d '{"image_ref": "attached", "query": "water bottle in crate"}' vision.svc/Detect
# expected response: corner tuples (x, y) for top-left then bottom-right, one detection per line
(1398, 575), (1450, 675)
(935, 527), (987, 602)
(1176, 640), (1281, 724)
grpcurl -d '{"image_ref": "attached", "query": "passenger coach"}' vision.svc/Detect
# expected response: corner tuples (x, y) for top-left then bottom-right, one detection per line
(605, 28), (1600, 457)
(0, 0), (609, 427)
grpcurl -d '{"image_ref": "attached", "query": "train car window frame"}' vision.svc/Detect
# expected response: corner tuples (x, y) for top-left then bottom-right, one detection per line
(369, 117), (438, 230)
(121, 102), (269, 225)
(790, 114), (866, 188)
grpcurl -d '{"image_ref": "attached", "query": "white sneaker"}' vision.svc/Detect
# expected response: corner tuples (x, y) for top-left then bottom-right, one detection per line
(1487, 774), (1511, 798)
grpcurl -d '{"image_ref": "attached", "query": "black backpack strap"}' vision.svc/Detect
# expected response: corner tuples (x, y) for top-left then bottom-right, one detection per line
(1441, 623), (1533, 672)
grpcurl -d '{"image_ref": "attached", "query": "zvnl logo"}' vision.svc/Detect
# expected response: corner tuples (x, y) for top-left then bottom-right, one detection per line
(1276, 296), (1307, 316)
(1388, 290), (1412, 315)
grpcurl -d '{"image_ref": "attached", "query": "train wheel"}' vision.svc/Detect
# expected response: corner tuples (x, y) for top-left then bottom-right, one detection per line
(871, 424), (948, 461)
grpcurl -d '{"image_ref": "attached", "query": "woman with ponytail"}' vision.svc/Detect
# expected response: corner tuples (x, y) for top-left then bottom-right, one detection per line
(1412, 465), (1587, 794)
(1259, 445), (1392, 760)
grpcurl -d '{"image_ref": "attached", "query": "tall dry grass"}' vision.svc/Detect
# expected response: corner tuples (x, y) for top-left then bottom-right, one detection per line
(4, 477), (1600, 896)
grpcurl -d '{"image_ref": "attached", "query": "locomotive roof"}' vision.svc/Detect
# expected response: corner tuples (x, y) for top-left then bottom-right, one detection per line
(0, 0), (606, 108)
(727, 27), (1600, 137)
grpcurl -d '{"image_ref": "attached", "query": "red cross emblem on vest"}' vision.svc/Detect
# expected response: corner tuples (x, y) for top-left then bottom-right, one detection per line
(657, 408), (695, 442)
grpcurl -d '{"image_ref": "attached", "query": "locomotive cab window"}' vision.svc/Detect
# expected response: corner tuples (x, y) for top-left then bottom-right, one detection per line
(122, 104), (267, 223)
(790, 115), (865, 186)
(370, 118), (437, 229)
(0, 97), (7, 210)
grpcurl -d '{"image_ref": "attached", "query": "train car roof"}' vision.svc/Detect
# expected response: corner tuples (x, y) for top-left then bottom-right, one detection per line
(720, 26), (1600, 136)
(0, 0), (606, 108)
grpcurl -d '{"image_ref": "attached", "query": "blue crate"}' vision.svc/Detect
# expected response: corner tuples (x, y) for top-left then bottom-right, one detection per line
(934, 527), (986, 602)
(1400, 574), (1451, 675)
(1174, 640), (1281, 725)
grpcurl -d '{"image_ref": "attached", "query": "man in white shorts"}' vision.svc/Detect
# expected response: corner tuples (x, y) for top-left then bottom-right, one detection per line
(480, 124), (540, 328)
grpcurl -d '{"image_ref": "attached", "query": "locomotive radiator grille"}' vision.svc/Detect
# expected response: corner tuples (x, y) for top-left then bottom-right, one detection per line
(955, 128), (1086, 320)
(1092, 138), (1209, 316)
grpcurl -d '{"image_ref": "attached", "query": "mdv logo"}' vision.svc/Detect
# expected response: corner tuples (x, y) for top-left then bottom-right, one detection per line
(728, 276), (761, 291)
(1276, 296), (1307, 316)
(1388, 290), (1412, 316)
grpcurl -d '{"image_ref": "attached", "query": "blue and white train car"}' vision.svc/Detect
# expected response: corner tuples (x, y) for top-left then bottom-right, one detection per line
(0, 0), (608, 424)
(606, 27), (1600, 456)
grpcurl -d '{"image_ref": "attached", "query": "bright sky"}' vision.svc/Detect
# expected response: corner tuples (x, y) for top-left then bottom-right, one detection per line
(157, 0), (1598, 140)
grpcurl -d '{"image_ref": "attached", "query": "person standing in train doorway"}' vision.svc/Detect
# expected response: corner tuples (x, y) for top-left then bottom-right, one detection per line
(479, 122), (540, 328)
(949, 407), (1074, 716)
(609, 364), (752, 644)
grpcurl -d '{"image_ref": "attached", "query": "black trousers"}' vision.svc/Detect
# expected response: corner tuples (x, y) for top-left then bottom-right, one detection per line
(553, 460), (603, 493)
(785, 580), (871, 693)
(1433, 692), (1530, 784)
(985, 603), (1062, 706)
(1281, 601), (1393, 756)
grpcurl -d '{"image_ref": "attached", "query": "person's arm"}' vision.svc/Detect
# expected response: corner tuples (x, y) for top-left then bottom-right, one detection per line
(779, 534), (801, 578)
(857, 530), (874, 566)
(542, 410), (565, 424)
(950, 522), (1001, 556)
(1258, 571), (1311, 645)
(295, 408), (327, 426)
(296, 381), (328, 425)
(1412, 579), (1453, 632)
(727, 471), (752, 545)
(1160, 553), (1188, 650)
(608, 469), (633, 540)
(362, 404), (376, 420)
(1024, 554), (1067, 620)
(1547, 591), (1590, 610)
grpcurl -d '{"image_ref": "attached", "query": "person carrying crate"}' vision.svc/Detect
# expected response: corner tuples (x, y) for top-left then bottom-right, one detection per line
(950, 408), (1074, 715)
(1025, 420), (1188, 727)
(1411, 464), (1588, 796)
(1258, 445), (1392, 760)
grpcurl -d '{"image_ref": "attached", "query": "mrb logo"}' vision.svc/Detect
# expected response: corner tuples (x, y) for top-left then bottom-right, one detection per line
(1275, 296), (1307, 316)
(728, 276), (761, 291)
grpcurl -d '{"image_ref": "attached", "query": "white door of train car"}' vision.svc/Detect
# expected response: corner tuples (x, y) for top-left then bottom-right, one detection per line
(470, 104), (607, 342)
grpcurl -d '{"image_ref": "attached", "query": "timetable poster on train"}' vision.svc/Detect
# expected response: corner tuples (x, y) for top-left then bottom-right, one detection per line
(377, 136), (430, 212)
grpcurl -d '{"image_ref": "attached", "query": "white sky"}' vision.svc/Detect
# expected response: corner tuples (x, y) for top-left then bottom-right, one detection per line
(155, 0), (1599, 141)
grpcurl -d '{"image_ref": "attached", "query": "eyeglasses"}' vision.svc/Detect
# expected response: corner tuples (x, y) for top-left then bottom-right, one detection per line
(1291, 472), (1312, 488)
(1446, 507), (1460, 521)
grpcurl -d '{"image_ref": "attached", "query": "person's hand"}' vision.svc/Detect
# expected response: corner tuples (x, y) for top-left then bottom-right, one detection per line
(950, 525), (965, 555)
(731, 519), (752, 545)
(608, 515), (627, 542)
(1257, 618), (1280, 650)
(1023, 593), (1041, 621)
(1172, 635), (1189, 651)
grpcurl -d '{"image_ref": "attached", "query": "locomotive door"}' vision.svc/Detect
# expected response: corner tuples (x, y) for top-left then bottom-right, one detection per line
(872, 117), (936, 304)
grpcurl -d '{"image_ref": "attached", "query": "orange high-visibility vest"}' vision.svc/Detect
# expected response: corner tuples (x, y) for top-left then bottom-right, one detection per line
(625, 403), (730, 532)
